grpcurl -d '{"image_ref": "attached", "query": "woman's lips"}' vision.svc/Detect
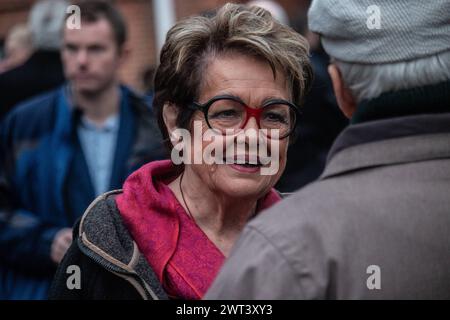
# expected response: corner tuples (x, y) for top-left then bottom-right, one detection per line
(228, 163), (261, 173)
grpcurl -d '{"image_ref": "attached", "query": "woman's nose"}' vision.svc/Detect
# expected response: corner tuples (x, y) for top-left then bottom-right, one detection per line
(240, 117), (261, 150)
(243, 116), (260, 131)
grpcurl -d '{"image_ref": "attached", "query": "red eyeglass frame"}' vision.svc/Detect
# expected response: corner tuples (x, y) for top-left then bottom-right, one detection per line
(189, 94), (300, 139)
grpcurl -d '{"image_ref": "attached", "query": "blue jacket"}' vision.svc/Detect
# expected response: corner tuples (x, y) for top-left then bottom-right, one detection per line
(0, 85), (165, 299)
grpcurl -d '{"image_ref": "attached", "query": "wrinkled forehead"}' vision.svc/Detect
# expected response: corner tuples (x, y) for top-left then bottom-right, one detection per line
(198, 52), (290, 104)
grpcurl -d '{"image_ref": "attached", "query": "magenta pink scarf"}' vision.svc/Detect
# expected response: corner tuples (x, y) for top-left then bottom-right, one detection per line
(116, 160), (281, 299)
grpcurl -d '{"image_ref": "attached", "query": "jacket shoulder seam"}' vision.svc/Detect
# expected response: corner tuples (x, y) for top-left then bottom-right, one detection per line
(78, 189), (123, 237)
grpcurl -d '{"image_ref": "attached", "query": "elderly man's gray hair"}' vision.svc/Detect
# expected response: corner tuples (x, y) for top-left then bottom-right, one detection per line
(335, 51), (450, 102)
(29, 0), (69, 50)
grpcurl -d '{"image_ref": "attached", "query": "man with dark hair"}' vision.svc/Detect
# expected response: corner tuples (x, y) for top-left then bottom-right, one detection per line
(0, 0), (165, 299)
(73, 0), (128, 48)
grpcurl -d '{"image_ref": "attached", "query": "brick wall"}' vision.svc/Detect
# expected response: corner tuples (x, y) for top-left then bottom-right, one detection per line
(116, 0), (155, 92)
(0, 0), (33, 37)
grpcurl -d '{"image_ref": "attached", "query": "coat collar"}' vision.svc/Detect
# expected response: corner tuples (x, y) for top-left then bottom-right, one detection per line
(321, 113), (450, 179)
(321, 81), (450, 179)
(351, 80), (450, 124)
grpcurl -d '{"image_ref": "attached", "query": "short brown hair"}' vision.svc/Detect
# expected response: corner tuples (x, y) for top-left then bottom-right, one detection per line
(70, 0), (127, 48)
(153, 3), (313, 149)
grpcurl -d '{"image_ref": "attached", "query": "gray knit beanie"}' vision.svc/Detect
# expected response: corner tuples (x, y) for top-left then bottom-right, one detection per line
(308, 0), (450, 64)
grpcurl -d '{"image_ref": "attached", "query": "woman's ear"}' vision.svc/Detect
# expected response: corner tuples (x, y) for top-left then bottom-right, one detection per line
(328, 64), (357, 119)
(162, 102), (179, 147)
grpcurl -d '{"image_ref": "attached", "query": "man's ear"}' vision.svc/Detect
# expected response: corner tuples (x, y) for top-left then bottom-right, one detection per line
(117, 42), (131, 67)
(162, 103), (179, 147)
(328, 64), (357, 118)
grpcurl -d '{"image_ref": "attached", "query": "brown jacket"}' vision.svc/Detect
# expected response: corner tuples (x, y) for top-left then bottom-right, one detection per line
(206, 113), (450, 299)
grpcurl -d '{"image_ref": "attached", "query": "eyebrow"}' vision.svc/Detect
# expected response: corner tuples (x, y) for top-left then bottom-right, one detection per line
(261, 96), (289, 104)
(216, 92), (288, 106)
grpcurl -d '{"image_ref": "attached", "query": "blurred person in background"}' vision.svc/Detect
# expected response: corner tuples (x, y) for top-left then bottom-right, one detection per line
(49, 3), (312, 300)
(0, 0), (67, 120)
(277, 25), (348, 192)
(141, 65), (156, 107)
(0, 24), (33, 74)
(206, 0), (450, 299)
(0, 0), (164, 300)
